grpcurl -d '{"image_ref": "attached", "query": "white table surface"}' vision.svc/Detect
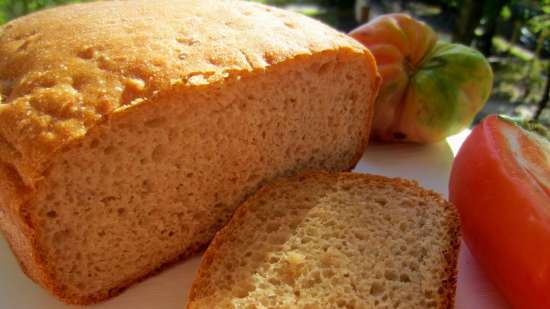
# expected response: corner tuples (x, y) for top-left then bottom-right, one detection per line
(0, 131), (512, 309)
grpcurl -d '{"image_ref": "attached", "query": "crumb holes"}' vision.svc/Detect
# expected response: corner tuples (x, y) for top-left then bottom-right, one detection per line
(238, 102), (248, 111)
(117, 208), (126, 216)
(353, 231), (366, 240)
(384, 270), (397, 281)
(374, 197), (387, 206)
(425, 290), (434, 299)
(142, 179), (153, 191)
(101, 196), (117, 204)
(322, 269), (335, 278)
(370, 282), (384, 296)
(400, 274), (411, 283)
(46, 210), (57, 218)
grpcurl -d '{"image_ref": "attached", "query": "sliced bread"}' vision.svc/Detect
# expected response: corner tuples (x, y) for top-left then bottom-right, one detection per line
(187, 172), (460, 309)
(0, 0), (379, 303)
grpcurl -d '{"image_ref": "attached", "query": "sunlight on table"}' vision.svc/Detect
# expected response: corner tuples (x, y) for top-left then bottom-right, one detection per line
(446, 129), (471, 157)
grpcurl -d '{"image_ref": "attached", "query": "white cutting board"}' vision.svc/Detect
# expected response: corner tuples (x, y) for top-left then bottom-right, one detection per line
(0, 131), (512, 309)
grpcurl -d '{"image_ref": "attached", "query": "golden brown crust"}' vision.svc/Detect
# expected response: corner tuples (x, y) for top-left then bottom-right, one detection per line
(0, 0), (372, 186)
(187, 171), (461, 308)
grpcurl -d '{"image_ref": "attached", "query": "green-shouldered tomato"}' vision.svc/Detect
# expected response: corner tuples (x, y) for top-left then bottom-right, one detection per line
(350, 14), (493, 143)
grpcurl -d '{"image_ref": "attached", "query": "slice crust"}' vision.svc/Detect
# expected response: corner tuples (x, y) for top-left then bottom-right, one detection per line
(187, 172), (461, 309)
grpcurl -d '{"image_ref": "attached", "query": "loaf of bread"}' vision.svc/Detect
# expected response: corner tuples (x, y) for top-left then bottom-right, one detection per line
(0, 0), (379, 304)
(188, 172), (461, 309)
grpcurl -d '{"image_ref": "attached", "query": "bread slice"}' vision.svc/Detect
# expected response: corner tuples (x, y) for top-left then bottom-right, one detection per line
(0, 0), (379, 304)
(187, 172), (460, 309)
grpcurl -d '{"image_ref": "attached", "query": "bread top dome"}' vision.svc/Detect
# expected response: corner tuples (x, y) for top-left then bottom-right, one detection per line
(0, 0), (371, 185)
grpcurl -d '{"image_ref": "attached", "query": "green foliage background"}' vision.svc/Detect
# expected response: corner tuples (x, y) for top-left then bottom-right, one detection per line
(0, 0), (89, 24)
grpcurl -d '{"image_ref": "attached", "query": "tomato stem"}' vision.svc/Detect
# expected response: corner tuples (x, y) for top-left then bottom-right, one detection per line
(403, 57), (415, 78)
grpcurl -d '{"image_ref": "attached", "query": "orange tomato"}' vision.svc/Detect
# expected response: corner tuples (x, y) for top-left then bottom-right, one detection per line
(449, 115), (550, 309)
(350, 14), (493, 143)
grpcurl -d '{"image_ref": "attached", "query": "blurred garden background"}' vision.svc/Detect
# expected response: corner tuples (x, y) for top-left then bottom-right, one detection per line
(1, 0), (549, 126)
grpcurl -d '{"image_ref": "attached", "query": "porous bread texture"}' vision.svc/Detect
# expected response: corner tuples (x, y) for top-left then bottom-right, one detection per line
(0, 0), (380, 304)
(188, 172), (461, 309)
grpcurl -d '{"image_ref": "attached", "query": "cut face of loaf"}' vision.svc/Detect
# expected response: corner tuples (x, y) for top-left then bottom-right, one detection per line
(0, 0), (379, 304)
(188, 172), (461, 309)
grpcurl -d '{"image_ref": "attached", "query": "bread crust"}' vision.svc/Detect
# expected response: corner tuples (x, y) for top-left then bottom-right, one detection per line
(0, 0), (376, 187)
(187, 171), (461, 309)
(0, 1), (379, 304)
